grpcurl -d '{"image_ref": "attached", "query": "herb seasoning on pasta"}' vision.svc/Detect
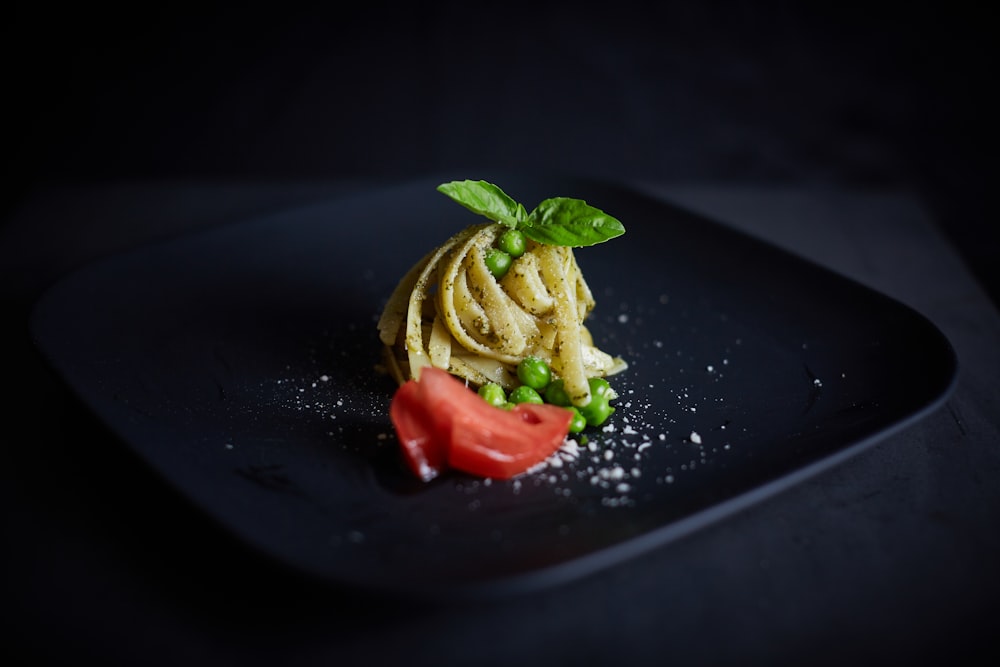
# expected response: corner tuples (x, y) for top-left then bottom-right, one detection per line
(380, 180), (630, 480)
(379, 180), (627, 408)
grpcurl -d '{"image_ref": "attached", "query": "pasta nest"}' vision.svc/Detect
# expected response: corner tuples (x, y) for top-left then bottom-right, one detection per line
(378, 223), (627, 407)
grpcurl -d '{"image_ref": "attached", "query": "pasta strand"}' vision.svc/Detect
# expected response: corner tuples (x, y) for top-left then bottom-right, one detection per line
(380, 222), (626, 403)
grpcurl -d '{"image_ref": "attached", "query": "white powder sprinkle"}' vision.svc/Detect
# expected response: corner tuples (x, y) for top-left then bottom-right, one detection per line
(259, 310), (744, 513)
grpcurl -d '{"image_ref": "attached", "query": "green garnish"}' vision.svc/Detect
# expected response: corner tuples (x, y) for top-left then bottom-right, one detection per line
(543, 379), (571, 407)
(577, 377), (616, 426)
(508, 385), (544, 405)
(497, 228), (526, 257)
(477, 382), (507, 407)
(436, 179), (625, 248)
(483, 247), (513, 279)
(516, 355), (552, 392)
(566, 407), (587, 434)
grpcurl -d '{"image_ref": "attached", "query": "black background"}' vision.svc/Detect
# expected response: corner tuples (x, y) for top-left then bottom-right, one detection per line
(4, 1), (996, 303)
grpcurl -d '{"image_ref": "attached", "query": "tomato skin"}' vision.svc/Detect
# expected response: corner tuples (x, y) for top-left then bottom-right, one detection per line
(447, 402), (572, 479)
(388, 367), (572, 481)
(413, 366), (492, 420)
(389, 379), (447, 482)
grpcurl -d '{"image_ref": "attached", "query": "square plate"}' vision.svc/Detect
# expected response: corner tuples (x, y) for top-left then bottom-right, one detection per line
(29, 175), (957, 598)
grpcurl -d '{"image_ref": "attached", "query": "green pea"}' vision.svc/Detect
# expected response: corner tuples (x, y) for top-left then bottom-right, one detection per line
(478, 382), (507, 407)
(497, 229), (526, 258)
(589, 377), (614, 399)
(578, 377), (617, 426)
(509, 385), (544, 404)
(543, 379), (571, 406)
(484, 248), (512, 279)
(566, 407), (587, 434)
(516, 356), (551, 391)
(579, 395), (614, 427)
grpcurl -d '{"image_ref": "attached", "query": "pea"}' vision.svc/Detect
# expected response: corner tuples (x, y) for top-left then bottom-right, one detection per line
(484, 248), (512, 279)
(578, 394), (613, 426)
(543, 379), (571, 406)
(589, 377), (614, 399)
(578, 377), (617, 427)
(509, 385), (544, 404)
(566, 407), (587, 434)
(516, 356), (551, 391)
(497, 229), (526, 258)
(478, 382), (507, 407)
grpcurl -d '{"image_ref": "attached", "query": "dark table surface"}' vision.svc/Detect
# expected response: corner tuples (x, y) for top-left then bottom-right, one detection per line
(3, 3), (999, 665)
(2, 180), (998, 665)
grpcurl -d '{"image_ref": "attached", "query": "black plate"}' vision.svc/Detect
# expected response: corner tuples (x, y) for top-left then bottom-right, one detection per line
(30, 175), (957, 599)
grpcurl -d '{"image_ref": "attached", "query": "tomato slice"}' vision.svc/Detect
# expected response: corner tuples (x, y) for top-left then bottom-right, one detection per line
(388, 367), (573, 481)
(447, 402), (573, 479)
(389, 379), (447, 482)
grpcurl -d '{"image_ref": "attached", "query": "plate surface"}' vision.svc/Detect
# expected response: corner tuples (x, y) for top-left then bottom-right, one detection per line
(30, 175), (957, 598)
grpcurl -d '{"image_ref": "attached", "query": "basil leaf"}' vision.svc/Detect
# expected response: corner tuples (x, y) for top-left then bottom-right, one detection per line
(436, 180), (522, 227)
(521, 197), (626, 247)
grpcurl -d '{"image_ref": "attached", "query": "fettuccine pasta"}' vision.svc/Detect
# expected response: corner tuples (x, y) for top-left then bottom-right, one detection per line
(378, 222), (627, 408)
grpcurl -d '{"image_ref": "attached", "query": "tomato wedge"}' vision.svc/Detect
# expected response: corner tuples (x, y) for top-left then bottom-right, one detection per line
(388, 366), (572, 481)
(447, 402), (573, 479)
(388, 379), (447, 482)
